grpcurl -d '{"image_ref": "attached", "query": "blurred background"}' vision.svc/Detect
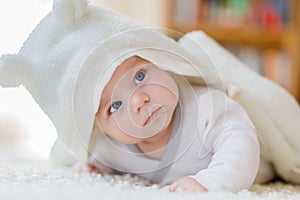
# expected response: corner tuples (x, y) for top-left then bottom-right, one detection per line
(0, 0), (299, 159)
(92, 0), (300, 100)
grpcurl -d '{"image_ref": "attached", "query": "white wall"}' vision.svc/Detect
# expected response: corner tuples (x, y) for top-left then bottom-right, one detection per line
(90, 0), (171, 28)
(0, 0), (56, 159)
(0, 0), (52, 55)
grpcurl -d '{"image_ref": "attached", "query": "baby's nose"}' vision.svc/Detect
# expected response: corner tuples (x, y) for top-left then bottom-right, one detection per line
(130, 91), (150, 113)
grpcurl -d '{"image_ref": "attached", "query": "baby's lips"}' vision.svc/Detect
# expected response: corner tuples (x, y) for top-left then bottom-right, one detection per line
(143, 107), (161, 127)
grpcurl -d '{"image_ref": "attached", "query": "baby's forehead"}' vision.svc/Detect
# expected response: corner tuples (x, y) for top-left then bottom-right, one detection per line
(100, 56), (150, 105)
(115, 56), (150, 73)
(107, 56), (151, 84)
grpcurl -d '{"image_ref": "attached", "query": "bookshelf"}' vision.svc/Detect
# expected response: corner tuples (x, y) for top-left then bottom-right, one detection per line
(167, 0), (300, 102)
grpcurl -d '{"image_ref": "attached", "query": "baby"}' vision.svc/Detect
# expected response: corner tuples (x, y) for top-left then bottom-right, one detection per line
(2, 0), (300, 194)
(74, 55), (260, 192)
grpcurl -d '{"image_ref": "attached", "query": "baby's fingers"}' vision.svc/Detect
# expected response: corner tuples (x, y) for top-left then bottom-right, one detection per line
(169, 179), (181, 192)
(72, 162), (102, 174)
(169, 176), (208, 193)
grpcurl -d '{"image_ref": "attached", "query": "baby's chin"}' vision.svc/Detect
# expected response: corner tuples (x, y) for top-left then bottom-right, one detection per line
(114, 135), (143, 145)
(119, 130), (161, 144)
(118, 112), (174, 144)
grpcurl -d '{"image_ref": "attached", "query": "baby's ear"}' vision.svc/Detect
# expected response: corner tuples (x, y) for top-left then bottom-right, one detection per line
(53, 0), (88, 25)
(0, 54), (33, 88)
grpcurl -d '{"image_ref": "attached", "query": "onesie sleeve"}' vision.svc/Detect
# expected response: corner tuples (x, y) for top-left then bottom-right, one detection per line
(191, 89), (260, 192)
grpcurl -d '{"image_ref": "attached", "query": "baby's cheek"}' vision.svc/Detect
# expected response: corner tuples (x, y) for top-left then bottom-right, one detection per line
(115, 110), (141, 129)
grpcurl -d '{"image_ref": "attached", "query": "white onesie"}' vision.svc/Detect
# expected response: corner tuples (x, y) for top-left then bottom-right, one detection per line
(89, 74), (260, 192)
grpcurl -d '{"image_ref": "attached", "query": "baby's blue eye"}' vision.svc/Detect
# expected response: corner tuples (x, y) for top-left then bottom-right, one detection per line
(135, 71), (145, 85)
(109, 101), (122, 114)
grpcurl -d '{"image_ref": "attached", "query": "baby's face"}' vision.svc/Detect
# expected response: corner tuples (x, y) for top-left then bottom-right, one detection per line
(95, 56), (179, 144)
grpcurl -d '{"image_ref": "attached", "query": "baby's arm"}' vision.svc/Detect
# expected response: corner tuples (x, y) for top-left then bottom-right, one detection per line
(192, 124), (259, 192)
(171, 89), (260, 192)
(170, 126), (259, 193)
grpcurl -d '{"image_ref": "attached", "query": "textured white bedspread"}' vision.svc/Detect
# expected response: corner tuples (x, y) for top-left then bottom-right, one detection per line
(1, 158), (300, 200)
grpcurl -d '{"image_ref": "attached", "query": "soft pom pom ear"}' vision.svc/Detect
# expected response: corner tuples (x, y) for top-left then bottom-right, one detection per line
(53, 0), (88, 25)
(0, 54), (32, 88)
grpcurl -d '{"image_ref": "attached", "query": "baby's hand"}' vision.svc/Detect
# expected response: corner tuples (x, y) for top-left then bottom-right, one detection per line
(72, 162), (102, 174)
(169, 176), (208, 193)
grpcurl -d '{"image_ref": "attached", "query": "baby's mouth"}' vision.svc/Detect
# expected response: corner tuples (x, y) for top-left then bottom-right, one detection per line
(143, 107), (161, 127)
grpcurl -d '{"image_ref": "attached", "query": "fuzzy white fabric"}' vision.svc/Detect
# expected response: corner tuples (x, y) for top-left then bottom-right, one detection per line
(0, 158), (300, 200)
